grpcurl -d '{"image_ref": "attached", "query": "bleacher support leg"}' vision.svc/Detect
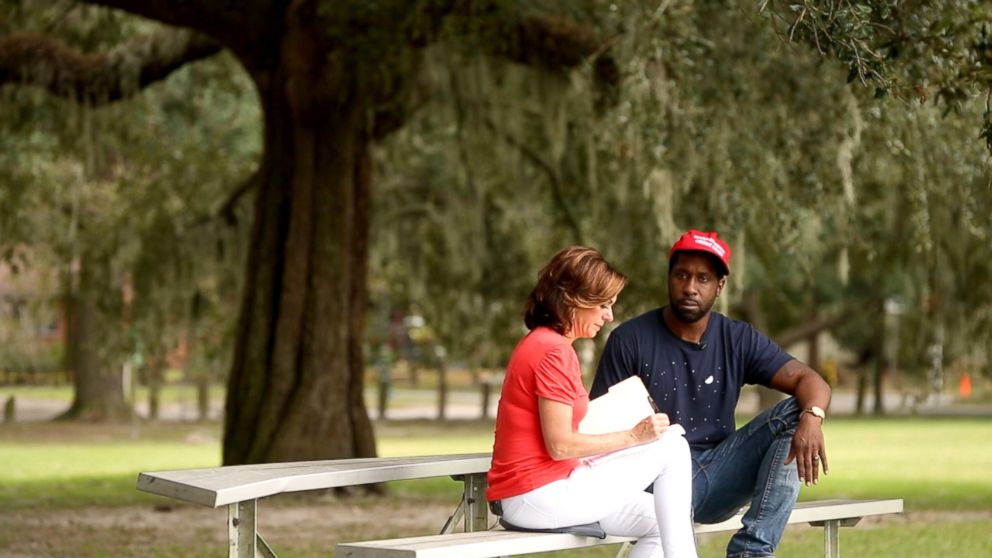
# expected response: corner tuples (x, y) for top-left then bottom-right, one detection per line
(463, 472), (488, 532)
(824, 519), (840, 558)
(811, 517), (860, 558)
(230, 500), (257, 558)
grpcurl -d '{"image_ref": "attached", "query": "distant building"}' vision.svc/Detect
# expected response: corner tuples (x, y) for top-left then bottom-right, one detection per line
(0, 255), (66, 381)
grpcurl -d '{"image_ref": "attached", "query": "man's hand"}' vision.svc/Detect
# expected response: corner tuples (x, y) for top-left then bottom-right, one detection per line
(769, 359), (831, 486)
(786, 414), (828, 485)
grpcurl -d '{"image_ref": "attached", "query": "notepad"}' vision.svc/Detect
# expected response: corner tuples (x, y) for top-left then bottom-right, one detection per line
(578, 376), (656, 435)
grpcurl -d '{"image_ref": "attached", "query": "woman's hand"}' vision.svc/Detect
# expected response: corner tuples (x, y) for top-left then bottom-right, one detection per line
(540, 399), (671, 459)
(629, 413), (670, 444)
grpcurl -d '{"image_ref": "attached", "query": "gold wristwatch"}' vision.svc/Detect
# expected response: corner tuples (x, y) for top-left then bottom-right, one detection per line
(802, 406), (826, 422)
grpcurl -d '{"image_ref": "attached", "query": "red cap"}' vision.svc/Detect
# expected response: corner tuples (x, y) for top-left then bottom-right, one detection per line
(669, 230), (731, 275)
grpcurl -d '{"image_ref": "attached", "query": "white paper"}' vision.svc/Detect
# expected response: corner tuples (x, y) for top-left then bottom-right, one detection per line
(579, 376), (656, 435)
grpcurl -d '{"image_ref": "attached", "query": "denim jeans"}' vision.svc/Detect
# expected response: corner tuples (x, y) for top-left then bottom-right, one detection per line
(690, 397), (801, 558)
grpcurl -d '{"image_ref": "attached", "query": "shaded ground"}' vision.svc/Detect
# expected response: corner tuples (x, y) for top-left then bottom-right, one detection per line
(0, 496), (459, 558)
(1, 498), (988, 558)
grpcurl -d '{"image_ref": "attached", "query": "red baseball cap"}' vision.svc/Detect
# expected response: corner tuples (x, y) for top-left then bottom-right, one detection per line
(669, 229), (731, 275)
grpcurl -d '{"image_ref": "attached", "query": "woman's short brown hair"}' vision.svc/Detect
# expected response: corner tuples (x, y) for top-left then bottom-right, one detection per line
(523, 246), (628, 335)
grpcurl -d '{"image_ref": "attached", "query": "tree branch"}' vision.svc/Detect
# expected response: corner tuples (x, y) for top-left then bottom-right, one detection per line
(0, 29), (222, 104)
(483, 117), (585, 243)
(218, 171), (261, 227)
(471, 10), (620, 88)
(445, 6), (620, 110)
(81, 0), (263, 41)
(774, 310), (849, 348)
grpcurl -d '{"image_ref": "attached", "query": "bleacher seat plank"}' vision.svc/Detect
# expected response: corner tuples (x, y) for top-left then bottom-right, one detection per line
(137, 453), (492, 507)
(338, 530), (636, 558)
(694, 498), (904, 534)
(336, 498), (904, 558)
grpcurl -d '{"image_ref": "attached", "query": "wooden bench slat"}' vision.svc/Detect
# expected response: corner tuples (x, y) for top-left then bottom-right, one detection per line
(336, 499), (904, 558)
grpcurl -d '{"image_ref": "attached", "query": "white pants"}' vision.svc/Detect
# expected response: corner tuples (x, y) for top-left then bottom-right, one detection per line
(500, 428), (697, 558)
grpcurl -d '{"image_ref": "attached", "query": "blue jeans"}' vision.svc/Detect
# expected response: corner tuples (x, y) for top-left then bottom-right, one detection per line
(691, 397), (801, 558)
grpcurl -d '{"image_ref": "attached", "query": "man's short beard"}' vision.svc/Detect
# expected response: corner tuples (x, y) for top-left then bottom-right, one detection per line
(669, 300), (708, 324)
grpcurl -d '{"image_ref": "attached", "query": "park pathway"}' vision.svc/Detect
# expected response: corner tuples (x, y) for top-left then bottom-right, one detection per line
(3, 387), (987, 424)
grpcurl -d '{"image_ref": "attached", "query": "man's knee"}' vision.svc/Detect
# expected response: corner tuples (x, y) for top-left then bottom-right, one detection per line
(769, 397), (800, 432)
(770, 396), (799, 416)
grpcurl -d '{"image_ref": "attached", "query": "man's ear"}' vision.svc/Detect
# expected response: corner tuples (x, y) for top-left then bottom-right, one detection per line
(716, 277), (727, 296)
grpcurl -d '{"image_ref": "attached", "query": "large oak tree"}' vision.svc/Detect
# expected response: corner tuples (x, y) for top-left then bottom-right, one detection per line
(1, 0), (619, 463)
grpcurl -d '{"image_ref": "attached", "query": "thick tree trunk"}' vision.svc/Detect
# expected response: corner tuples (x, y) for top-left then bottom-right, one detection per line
(436, 352), (448, 421)
(61, 261), (131, 421)
(805, 309), (820, 372)
(147, 359), (163, 421)
(855, 363), (868, 415)
(873, 354), (887, 415)
(198, 0), (607, 465)
(196, 375), (210, 422)
(222, 37), (377, 464)
(738, 291), (784, 410)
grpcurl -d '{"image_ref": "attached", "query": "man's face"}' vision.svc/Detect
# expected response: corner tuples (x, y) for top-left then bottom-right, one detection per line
(667, 252), (726, 324)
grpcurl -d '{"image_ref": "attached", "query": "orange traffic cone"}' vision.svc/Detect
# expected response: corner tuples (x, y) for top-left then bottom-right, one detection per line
(959, 373), (972, 400)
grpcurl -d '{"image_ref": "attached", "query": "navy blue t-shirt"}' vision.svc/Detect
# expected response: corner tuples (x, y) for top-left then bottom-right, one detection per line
(592, 308), (793, 450)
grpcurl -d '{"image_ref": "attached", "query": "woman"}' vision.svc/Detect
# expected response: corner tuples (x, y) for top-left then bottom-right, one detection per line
(487, 246), (697, 558)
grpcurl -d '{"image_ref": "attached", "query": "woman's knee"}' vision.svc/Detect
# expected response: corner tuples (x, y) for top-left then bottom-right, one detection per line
(664, 431), (690, 455)
(645, 432), (690, 464)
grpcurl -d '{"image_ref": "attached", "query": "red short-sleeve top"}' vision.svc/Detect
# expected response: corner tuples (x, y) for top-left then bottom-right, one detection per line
(486, 327), (589, 501)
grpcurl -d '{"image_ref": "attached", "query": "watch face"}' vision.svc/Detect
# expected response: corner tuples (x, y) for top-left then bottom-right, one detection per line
(808, 406), (825, 418)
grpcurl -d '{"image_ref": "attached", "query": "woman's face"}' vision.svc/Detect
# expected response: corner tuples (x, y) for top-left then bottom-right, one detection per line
(567, 296), (617, 340)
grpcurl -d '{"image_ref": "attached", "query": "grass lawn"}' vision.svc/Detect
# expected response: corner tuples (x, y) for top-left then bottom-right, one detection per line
(0, 416), (989, 557)
(797, 416), (992, 511)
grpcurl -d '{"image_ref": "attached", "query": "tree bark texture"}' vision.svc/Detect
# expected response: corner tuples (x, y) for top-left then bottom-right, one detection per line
(222, 16), (380, 463)
(872, 354), (887, 415)
(217, 1), (614, 464)
(855, 363), (868, 415)
(61, 261), (132, 421)
(147, 360), (162, 420)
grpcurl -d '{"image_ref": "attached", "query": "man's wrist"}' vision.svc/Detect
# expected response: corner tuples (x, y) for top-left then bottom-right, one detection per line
(801, 405), (826, 423)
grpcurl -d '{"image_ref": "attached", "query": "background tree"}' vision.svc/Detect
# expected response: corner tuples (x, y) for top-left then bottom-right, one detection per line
(0, 2), (255, 420)
(372, 1), (992, 411)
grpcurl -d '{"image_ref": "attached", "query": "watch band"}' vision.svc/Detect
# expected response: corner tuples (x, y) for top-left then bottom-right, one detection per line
(802, 406), (826, 421)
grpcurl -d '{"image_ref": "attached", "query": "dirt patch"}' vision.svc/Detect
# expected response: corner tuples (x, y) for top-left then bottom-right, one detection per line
(3, 499), (987, 558)
(0, 496), (462, 558)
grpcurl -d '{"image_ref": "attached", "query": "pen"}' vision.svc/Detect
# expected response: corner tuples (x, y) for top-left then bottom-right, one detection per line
(647, 394), (661, 413)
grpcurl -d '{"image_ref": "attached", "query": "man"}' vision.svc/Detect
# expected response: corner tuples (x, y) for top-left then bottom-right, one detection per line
(591, 229), (830, 558)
